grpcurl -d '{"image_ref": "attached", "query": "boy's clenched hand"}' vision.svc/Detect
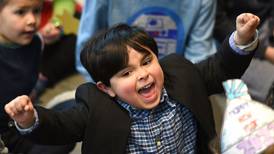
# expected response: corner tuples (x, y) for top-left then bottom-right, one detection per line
(235, 13), (260, 45)
(4, 95), (35, 129)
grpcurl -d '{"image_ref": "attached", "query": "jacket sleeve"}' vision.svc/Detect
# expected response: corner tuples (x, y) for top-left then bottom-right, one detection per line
(24, 85), (90, 145)
(196, 35), (256, 95)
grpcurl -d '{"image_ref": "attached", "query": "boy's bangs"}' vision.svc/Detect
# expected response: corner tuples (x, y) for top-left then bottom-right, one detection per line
(0, 0), (8, 9)
(98, 41), (151, 85)
(92, 42), (128, 85)
(130, 43), (152, 55)
(101, 42), (129, 76)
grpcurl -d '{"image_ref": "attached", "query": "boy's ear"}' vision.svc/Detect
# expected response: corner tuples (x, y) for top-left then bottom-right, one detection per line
(96, 81), (116, 97)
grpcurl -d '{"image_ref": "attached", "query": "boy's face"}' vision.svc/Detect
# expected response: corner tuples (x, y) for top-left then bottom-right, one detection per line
(0, 0), (42, 45)
(107, 47), (164, 110)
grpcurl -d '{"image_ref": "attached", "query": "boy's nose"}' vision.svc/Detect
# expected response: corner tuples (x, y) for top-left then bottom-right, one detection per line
(138, 68), (149, 81)
(26, 13), (37, 25)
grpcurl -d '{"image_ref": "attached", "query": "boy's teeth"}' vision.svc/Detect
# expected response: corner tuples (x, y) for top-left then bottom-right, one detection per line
(143, 84), (152, 89)
(138, 84), (151, 93)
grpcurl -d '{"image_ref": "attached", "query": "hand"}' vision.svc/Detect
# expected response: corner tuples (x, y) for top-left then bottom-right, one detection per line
(4, 95), (35, 128)
(265, 46), (274, 64)
(235, 13), (260, 45)
(39, 22), (62, 44)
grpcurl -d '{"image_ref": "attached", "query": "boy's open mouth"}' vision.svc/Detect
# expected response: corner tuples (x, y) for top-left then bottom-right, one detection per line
(22, 31), (35, 38)
(138, 82), (155, 98)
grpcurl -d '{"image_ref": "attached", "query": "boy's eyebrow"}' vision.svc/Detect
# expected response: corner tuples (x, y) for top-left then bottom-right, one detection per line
(117, 52), (152, 72)
(14, 5), (39, 10)
(115, 65), (132, 76)
(142, 52), (153, 61)
(15, 2), (43, 9)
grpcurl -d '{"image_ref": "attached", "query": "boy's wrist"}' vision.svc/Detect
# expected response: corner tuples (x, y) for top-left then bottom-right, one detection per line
(229, 31), (259, 55)
(15, 109), (39, 134)
(18, 118), (35, 129)
(234, 31), (255, 46)
(234, 30), (258, 51)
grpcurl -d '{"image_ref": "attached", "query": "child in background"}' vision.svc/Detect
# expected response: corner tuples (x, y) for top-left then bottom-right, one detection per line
(30, 0), (80, 101)
(39, 0), (76, 44)
(5, 13), (259, 153)
(0, 0), (75, 153)
(0, 0), (43, 152)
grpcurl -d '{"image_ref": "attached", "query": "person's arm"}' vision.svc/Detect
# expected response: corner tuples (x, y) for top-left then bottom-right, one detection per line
(5, 94), (88, 145)
(76, 0), (108, 82)
(184, 0), (217, 63)
(264, 46), (274, 63)
(258, 18), (274, 62)
(197, 13), (260, 95)
(4, 96), (36, 129)
(39, 0), (75, 44)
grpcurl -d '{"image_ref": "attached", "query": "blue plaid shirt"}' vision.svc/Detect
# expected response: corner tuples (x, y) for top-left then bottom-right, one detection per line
(117, 88), (197, 153)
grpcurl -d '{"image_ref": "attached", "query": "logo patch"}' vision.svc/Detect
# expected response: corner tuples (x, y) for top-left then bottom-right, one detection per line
(128, 7), (184, 58)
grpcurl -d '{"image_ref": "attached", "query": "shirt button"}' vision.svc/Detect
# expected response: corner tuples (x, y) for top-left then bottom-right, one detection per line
(8, 121), (14, 128)
(156, 140), (161, 146)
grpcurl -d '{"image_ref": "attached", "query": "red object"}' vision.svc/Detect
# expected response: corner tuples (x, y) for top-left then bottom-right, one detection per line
(39, 1), (53, 29)
(75, 3), (83, 13)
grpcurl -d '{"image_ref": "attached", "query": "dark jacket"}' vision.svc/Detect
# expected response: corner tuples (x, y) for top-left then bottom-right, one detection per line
(0, 35), (41, 133)
(27, 37), (254, 154)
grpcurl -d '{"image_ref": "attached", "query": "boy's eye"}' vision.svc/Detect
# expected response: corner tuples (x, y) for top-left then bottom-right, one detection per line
(15, 9), (26, 15)
(33, 7), (42, 14)
(142, 56), (152, 65)
(121, 71), (132, 77)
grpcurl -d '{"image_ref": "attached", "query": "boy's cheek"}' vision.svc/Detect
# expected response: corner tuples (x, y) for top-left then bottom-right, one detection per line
(121, 83), (137, 95)
(112, 79), (137, 97)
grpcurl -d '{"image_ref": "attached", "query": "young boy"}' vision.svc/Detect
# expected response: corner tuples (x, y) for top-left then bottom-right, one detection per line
(5, 13), (260, 153)
(0, 0), (75, 153)
(0, 0), (43, 152)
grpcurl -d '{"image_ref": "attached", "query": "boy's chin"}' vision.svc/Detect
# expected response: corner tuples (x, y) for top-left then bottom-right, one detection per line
(16, 39), (33, 46)
(140, 97), (161, 110)
(16, 35), (35, 45)
(142, 103), (160, 110)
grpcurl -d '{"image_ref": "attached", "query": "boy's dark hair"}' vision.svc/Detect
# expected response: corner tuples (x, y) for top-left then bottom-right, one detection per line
(80, 23), (158, 86)
(0, 0), (8, 9)
(0, 0), (43, 10)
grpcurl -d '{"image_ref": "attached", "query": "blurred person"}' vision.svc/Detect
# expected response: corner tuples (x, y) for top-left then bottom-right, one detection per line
(0, 0), (43, 152)
(30, 0), (82, 101)
(76, 0), (218, 81)
(0, 0), (75, 153)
